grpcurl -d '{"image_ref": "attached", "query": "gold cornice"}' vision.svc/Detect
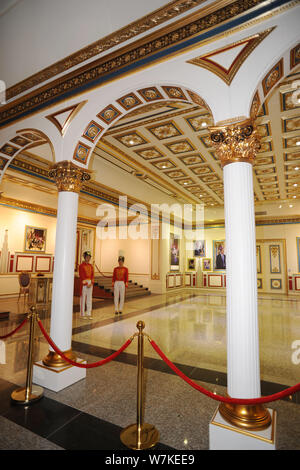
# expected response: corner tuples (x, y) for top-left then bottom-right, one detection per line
(6, 154), (158, 210)
(1, 195), (300, 227)
(6, 0), (208, 101)
(1, 0), (293, 128)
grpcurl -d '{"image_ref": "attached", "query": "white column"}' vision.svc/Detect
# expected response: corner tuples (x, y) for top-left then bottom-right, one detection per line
(33, 161), (90, 390)
(49, 190), (78, 353)
(223, 161), (260, 398)
(208, 119), (273, 448)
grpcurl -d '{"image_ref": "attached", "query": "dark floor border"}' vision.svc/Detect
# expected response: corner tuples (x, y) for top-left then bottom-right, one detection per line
(72, 339), (300, 406)
(0, 378), (173, 451)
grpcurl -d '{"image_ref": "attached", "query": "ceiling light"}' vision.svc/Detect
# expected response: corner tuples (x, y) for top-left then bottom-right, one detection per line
(289, 204), (293, 208)
(293, 195), (297, 198)
(295, 167), (299, 171)
(129, 140), (135, 145)
(293, 183), (298, 187)
(296, 141), (300, 146)
(184, 182), (188, 185)
(162, 165), (166, 169)
(201, 122), (207, 127)
(279, 205), (282, 208)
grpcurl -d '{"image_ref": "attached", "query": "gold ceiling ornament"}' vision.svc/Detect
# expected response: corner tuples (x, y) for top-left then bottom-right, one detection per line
(46, 101), (87, 136)
(209, 118), (261, 167)
(49, 160), (91, 193)
(186, 28), (275, 86)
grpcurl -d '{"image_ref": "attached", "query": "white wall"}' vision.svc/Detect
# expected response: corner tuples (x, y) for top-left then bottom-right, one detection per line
(0, 0), (171, 88)
(0, 205), (57, 254)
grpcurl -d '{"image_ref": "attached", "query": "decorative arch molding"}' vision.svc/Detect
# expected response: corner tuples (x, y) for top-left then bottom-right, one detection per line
(249, 42), (300, 119)
(0, 128), (55, 184)
(70, 83), (214, 169)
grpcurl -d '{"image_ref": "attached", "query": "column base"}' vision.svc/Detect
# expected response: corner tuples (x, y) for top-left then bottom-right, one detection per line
(209, 406), (276, 450)
(33, 360), (86, 392)
(42, 349), (77, 368)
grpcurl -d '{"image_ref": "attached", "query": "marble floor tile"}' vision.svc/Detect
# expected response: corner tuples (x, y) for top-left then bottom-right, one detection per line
(0, 415), (63, 450)
(0, 292), (299, 450)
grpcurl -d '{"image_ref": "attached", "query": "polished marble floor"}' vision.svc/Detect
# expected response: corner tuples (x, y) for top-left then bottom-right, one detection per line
(0, 290), (300, 451)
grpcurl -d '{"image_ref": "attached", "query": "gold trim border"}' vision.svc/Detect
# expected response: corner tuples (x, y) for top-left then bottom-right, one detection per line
(186, 27), (275, 85)
(34, 358), (86, 374)
(1, 0), (293, 128)
(6, 0), (208, 101)
(210, 407), (277, 445)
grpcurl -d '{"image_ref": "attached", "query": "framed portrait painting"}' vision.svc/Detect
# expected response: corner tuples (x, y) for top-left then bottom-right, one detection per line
(24, 226), (47, 253)
(188, 258), (195, 270)
(213, 240), (226, 270)
(193, 240), (205, 257)
(170, 233), (180, 271)
(202, 258), (211, 271)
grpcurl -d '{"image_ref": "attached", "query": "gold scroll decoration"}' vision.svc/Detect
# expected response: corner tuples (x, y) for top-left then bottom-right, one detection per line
(49, 160), (91, 193)
(209, 118), (261, 167)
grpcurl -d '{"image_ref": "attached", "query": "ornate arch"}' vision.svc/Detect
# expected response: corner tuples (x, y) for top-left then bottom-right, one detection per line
(71, 84), (214, 169)
(0, 128), (55, 183)
(249, 42), (299, 119)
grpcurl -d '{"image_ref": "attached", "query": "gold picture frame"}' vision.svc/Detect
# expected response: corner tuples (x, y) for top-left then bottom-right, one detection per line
(202, 258), (212, 271)
(188, 258), (196, 270)
(24, 225), (47, 253)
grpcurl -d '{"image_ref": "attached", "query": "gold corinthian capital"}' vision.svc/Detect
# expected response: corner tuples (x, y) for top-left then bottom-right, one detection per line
(49, 160), (91, 193)
(209, 117), (261, 167)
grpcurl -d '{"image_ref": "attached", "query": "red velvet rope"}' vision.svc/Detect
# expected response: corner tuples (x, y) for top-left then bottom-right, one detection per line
(0, 318), (28, 340)
(38, 319), (132, 368)
(150, 339), (300, 405)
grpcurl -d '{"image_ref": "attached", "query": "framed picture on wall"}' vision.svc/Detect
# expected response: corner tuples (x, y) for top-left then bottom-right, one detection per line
(213, 240), (226, 270)
(24, 226), (47, 253)
(188, 258), (195, 270)
(202, 258), (212, 271)
(170, 233), (180, 271)
(296, 238), (300, 272)
(193, 240), (205, 257)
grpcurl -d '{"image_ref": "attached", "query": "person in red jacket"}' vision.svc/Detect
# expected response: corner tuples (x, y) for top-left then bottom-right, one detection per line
(112, 256), (128, 315)
(79, 251), (94, 319)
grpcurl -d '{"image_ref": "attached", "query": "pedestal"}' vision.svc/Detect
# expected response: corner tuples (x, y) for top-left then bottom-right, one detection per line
(209, 407), (276, 450)
(33, 360), (86, 392)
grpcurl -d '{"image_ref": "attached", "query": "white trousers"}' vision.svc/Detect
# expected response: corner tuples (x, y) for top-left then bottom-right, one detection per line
(80, 285), (93, 316)
(114, 281), (125, 312)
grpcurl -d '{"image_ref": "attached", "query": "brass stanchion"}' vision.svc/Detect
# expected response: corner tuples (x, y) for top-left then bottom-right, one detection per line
(120, 321), (159, 450)
(11, 306), (44, 405)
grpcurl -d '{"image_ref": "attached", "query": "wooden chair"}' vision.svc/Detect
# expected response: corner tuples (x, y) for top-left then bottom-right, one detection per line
(18, 272), (31, 303)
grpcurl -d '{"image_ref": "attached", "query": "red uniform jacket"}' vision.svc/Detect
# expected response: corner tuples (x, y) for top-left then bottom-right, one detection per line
(79, 262), (95, 296)
(112, 266), (129, 287)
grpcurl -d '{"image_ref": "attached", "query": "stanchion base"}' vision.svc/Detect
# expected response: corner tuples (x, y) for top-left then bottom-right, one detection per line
(120, 423), (159, 450)
(11, 385), (44, 405)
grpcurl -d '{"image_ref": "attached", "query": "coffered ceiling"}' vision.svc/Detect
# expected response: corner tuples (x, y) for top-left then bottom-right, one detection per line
(92, 65), (300, 209)
(3, 65), (299, 222)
